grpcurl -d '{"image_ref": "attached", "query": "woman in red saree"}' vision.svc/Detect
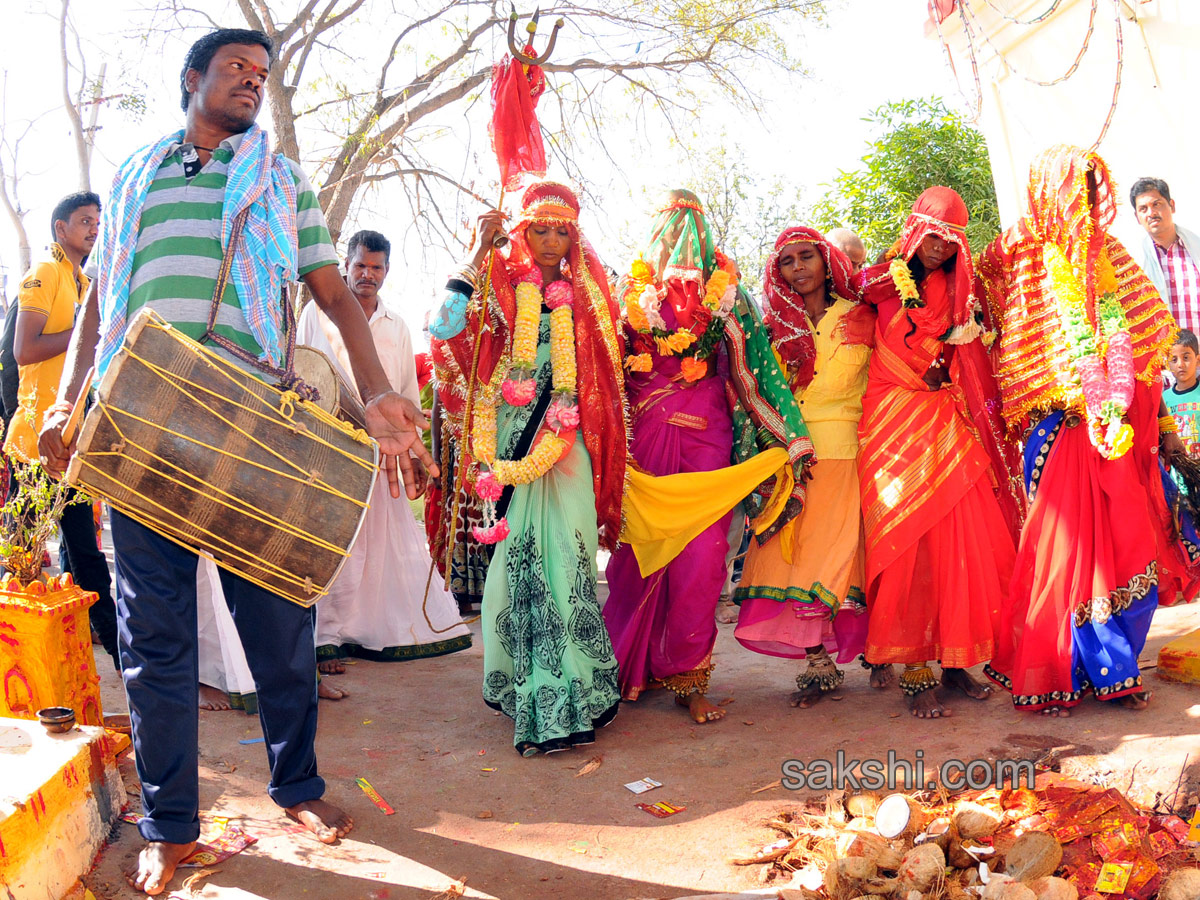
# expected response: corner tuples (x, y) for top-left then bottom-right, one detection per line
(857, 187), (1023, 718)
(978, 146), (1183, 715)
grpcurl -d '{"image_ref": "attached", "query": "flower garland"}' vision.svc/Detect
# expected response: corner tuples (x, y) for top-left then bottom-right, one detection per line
(889, 257), (921, 307)
(1044, 244), (1135, 460)
(470, 270), (580, 544)
(891, 256), (997, 348)
(621, 251), (738, 382)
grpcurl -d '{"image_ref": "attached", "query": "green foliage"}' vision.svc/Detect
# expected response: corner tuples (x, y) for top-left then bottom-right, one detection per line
(809, 97), (1001, 261)
(0, 461), (87, 582)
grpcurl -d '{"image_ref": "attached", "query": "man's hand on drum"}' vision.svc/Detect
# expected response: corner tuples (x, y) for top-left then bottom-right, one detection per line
(364, 391), (438, 499)
(38, 407), (76, 479)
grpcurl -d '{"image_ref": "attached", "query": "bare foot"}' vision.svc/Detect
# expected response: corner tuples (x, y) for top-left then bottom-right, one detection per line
(789, 684), (839, 709)
(198, 685), (232, 711)
(1117, 690), (1151, 710)
(318, 659), (346, 675)
(318, 680), (349, 701)
(676, 691), (726, 723)
(125, 840), (196, 895)
(908, 689), (951, 718)
(941, 667), (991, 700)
(714, 600), (739, 624)
(285, 799), (354, 844)
(869, 664), (897, 689)
(1040, 706), (1071, 717)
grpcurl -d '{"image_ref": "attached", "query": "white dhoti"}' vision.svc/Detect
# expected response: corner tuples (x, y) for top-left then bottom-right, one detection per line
(316, 470), (471, 660)
(196, 556), (258, 712)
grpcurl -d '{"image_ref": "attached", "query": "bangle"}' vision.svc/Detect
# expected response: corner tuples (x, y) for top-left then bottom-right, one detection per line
(1159, 415), (1179, 435)
(47, 400), (74, 418)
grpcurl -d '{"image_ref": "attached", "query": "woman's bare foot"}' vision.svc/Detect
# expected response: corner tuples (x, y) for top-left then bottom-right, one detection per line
(908, 689), (951, 718)
(869, 664), (897, 689)
(285, 799), (354, 844)
(715, 599), (739, 624)
(318, 659), (346, 675)
(198, 685), (231, 711)
(941, 667), (992, 700)
(1040, 706), (1071, 717)
(1117, 690), (1151, 710)
(318, 680), (349, 701)
(125, 840), (196, 895)
(676, 691), (726, 723)
(789, 683), (840, 709)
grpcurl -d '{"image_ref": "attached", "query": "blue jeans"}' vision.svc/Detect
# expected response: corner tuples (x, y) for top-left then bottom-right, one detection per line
(112, 510), (324, 844)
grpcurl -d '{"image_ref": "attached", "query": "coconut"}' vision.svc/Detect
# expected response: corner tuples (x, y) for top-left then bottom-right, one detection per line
(1160, 868), (1200, 900)
(953, 801), (1004, 839)
(896, 843), (946, 894)
(835, 831), (904, 871)
(949, 836), (996, 869)
(983, 882), (1037, 900)
(1003, 832), (1062, 882)
(876, 794), (930, 840)
(824, 857), (879, 896)
(847, 816), (878, 833)
(1027, 876), (1078, 900)
(917, 817), (953, 852)
(847, 792), (882, 818)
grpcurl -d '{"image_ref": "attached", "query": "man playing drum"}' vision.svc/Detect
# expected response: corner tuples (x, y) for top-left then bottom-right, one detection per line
(37, 28), (435, 897)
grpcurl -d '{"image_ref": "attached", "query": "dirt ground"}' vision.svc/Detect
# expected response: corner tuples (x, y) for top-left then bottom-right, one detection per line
(78, 582), (1200, 900)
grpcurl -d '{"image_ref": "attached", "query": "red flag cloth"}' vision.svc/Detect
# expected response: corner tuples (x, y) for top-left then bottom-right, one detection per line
(414, 351), (432, 391)
(489, 55), (547, 190)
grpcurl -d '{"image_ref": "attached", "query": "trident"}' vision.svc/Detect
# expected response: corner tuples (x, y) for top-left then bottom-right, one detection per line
(507, 4), (565, 67)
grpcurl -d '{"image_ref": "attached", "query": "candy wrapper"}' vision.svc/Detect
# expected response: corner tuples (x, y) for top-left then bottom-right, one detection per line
(1147, 829), (1178, 859)
(1094, 862), (1132, 894)
(624, 778), (662, 794)
(1048, 789), (1122, 843)
(179, 825), (257, 868)
(1059, 837), (1100, 876)
(1149, 815), (1191, 842)
(1090, 818), (1145, 861)
(636, 801), (685, 818)
(1122, 854), (1161, 900)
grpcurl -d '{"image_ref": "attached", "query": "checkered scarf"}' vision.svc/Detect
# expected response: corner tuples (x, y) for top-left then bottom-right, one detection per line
(93, 123), (298, 380)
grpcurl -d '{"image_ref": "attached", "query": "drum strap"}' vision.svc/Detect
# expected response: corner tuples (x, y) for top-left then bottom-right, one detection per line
(202, 206), (319, 402)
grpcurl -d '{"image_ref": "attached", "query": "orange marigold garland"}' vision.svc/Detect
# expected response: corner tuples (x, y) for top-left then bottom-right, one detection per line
(471, 272), (580, 544)
(620, 252), (738, 382)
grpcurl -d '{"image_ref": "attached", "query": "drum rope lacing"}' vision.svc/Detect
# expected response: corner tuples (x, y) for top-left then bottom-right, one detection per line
(77, 313), (377, 601)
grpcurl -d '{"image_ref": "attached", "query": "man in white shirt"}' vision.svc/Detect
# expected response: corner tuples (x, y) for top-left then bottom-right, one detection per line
(297, 230), (471, 684)
(1132, 177), (1200, 333)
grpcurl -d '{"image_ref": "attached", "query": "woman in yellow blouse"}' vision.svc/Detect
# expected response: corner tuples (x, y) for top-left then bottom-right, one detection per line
(734, 226), (888, 706)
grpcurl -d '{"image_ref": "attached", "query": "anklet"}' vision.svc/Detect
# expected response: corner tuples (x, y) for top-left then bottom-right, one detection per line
(898, 664), (938, 696)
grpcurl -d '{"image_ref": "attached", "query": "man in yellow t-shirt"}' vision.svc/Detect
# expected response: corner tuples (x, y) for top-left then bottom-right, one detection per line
(4, 192), (118, 668)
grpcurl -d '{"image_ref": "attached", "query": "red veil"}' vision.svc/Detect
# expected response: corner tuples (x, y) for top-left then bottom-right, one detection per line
(762, 225), (873, 390)
(438, 181), (628, 548)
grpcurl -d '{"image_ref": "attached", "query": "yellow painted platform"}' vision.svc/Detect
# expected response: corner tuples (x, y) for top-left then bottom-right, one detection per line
(1157, 627), (1200, 684)
(0, 574), (103, 725)
(0, 717), (126, 899)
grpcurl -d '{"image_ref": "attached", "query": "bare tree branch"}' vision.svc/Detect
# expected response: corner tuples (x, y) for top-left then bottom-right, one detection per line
(59, 0), (91, 190)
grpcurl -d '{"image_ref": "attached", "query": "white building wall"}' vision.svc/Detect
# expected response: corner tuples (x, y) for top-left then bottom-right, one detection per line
(933, 0), (1200, 252)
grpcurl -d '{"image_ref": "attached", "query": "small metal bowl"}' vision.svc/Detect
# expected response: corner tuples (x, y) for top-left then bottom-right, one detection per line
(36, 706), (76, 734)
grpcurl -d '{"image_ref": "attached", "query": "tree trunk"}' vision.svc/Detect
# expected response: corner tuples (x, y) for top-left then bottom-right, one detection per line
(59, 0), (91, 192)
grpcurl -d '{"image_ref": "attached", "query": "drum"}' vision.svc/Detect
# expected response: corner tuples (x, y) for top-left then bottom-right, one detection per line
(66, 309), (379, 608)
(293, 345), (367, 431)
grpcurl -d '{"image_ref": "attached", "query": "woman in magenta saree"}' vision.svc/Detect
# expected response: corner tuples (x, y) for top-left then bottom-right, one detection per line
(604, 189), (812, 723)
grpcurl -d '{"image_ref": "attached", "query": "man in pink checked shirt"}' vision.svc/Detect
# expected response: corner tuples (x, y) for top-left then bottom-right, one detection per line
(1133, 177), (1200, 334)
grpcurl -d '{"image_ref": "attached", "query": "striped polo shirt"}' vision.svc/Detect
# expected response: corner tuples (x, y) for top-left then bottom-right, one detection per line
(88, 130), (337, 361)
